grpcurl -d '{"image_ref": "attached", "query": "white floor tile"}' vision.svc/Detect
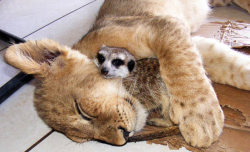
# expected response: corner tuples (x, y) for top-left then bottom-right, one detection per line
(30, 132), (190, 152)
(0, 0), (95, 38)
(26, 0), (104, 46)
(0, 81), (51, 152)
(0, 49), (19, 87)
(0, 0), (104, 86)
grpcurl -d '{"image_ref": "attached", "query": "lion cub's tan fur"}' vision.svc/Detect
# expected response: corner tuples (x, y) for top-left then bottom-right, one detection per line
(4, 0), (250, 148)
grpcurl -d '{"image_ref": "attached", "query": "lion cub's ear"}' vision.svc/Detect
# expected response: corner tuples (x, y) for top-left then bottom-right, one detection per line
(4, 39), (82, 77)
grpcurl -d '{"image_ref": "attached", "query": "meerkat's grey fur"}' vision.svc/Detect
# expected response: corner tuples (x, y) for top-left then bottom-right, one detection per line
(123, 58), (173, 127)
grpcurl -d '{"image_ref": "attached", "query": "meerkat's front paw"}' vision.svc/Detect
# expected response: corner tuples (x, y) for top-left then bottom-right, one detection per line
(147, 118), (174, 127)
(169, 100), (224, 147)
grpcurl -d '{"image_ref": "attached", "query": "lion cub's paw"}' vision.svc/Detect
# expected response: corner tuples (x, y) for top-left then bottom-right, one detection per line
(170, 100), (224, 147)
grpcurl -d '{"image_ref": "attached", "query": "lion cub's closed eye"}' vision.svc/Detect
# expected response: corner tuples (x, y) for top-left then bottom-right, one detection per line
(95, 45), (136, 78)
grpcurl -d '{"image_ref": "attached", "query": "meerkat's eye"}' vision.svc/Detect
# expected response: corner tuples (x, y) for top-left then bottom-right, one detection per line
(127, 60), (135, 72)
(97, 53), (105, 64)
(112, 59), (124, 67)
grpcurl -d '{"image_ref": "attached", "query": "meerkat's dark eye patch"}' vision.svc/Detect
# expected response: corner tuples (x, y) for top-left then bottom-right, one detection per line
(128, 60), (135, 72)
(112, 59), (124, 67)
(97, 53), (105, 64)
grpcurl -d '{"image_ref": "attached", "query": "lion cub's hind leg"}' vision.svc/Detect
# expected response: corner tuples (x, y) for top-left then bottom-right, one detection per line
(193, 36), (250, 90)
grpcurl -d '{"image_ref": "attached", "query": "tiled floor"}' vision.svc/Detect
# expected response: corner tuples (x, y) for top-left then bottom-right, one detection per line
(0, 1), (249, 152)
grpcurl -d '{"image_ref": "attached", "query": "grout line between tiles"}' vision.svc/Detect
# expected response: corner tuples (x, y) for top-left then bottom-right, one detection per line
(24, 130), (54, 152)
(23, 0), (96, 39)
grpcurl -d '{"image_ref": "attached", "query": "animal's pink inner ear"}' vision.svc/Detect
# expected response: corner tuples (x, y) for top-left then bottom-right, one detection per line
(42, 50), (61, 65)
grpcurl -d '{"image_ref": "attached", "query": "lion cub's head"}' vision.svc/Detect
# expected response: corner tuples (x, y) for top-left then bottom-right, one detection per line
(5, 39), (148, 145)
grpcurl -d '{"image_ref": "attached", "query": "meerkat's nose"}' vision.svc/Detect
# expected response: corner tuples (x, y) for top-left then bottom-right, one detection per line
(101, 68), (108, 75)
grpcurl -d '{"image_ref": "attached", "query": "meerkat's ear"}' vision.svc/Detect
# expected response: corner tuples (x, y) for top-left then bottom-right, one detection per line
(4, 39), (81, 77)
(128, 60), (135, 72)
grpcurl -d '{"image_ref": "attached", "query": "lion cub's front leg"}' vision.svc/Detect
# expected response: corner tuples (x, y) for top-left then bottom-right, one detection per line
(160, 47), (224, 147)
(150, 18), (224, 147)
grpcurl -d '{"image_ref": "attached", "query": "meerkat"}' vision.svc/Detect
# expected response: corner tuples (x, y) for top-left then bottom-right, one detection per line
(95, 45), (136, 78)
(94, 46), (172, 126)
(95, 47), (173, 127)
(95, 46), (167, 114)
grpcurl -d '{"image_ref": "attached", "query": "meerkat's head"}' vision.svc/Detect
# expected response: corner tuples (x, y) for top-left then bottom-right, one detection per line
(95, 45), (136, 78)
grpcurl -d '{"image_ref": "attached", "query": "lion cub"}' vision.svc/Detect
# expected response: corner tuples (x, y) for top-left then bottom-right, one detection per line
(5, 0), (250, 148)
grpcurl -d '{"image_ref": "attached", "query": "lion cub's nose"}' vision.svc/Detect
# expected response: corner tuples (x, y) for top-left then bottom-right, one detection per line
(123, 130), (130, 140)
(101, 67), (108, 75)
(119, 126), (130, 140)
